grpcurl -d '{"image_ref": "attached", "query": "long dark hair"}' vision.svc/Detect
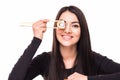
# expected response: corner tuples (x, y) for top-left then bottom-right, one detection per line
(48, 5), (93, 80)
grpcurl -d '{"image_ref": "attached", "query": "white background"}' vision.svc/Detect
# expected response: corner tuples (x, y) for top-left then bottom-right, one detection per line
(0, 0), (120, 80)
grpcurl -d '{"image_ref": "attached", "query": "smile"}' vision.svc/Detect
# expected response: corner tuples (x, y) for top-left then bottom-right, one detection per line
(62, 35), (73, 41)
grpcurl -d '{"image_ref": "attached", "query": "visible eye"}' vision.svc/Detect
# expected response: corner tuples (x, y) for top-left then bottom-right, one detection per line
(72, 24), (80, 28)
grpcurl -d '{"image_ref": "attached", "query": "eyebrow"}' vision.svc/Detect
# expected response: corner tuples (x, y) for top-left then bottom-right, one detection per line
(71, 21), (79, 24)
(58, 19), (79, 24)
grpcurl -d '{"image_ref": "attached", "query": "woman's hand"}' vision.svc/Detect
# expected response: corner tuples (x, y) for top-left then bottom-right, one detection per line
(67, 72), (88, 80)
(32, 19), (49, 39)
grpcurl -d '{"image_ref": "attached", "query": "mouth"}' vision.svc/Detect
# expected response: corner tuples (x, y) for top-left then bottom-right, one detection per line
(61, 35), (73, 41)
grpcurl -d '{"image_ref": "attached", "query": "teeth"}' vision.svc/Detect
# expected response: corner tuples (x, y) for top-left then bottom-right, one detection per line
(62, 35), (72, 40)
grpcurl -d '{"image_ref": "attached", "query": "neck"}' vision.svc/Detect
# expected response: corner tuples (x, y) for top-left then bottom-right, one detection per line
(60, 45), (77, 69)
(60, 45), (77, 61)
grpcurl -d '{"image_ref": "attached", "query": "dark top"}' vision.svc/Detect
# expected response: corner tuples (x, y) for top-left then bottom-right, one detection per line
(8, 37), (120, 80)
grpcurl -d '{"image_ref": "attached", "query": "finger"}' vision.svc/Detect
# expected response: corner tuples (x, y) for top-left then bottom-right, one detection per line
(37, 19), (49, 24)
(38, 23), (47, 28)
(33, 19), (48, 26)
(42, 19), (49, 23)
(67, 75), (74, 80)
(67, 72), (78, 80)
(33, 22), (47, 29)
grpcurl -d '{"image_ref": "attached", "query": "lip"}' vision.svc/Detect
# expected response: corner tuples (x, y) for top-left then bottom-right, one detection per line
(61, 34), (73, 41)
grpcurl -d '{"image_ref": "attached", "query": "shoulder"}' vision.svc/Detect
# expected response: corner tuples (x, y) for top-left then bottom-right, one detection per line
(29, 52), (51, 76)
(91, 51), (107, 66)
(92, 51), (106, 59)
(32, 52), (51, 63)
(92, 51), (106, 60)
(91, 51), (118, 67)
(91, 51), (120, 74)
(30, 52), (51, 70)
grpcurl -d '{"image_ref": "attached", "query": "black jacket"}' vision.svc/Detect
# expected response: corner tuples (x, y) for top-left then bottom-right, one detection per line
(8, 37), (120, 80)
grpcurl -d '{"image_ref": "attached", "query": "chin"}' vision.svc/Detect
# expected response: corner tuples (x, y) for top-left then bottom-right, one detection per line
(61, 42), (74, 47)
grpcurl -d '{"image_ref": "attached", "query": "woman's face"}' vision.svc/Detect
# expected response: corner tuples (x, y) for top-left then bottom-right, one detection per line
(56, 11), (81, 47)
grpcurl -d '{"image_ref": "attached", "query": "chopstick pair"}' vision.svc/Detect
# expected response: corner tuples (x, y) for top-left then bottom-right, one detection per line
(20, 20), (65, 29)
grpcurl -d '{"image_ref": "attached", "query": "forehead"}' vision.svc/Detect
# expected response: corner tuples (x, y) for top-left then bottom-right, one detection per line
(59, 11), (79, 22)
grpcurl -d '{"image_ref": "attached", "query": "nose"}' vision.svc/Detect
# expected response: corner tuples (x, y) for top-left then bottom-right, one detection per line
(64, 23), (72, 33)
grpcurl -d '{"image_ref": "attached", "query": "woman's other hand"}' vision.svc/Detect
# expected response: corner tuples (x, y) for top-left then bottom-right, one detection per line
(67, 72), (88, 80)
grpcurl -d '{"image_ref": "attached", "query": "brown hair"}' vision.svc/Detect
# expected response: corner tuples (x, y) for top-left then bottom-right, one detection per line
(48, 5), (93, 80)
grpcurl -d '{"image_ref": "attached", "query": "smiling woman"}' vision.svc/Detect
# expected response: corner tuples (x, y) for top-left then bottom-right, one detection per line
(56, 11), (81, 47)
(8, 5), (120, 80)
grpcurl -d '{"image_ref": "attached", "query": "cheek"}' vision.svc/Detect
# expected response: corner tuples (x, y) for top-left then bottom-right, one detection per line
(76, 33), (81, 40)
(73, 29), (81, 39)
(56, 29), (59, 34)
(55, 29), (61, 39)
(55, 29), (62, 35)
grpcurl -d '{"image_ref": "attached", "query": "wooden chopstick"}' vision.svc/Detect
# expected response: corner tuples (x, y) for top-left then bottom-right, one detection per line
(20, 20), (65, 29)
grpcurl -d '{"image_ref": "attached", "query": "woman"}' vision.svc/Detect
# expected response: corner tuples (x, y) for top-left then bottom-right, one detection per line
(8, 5), (120, 80)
